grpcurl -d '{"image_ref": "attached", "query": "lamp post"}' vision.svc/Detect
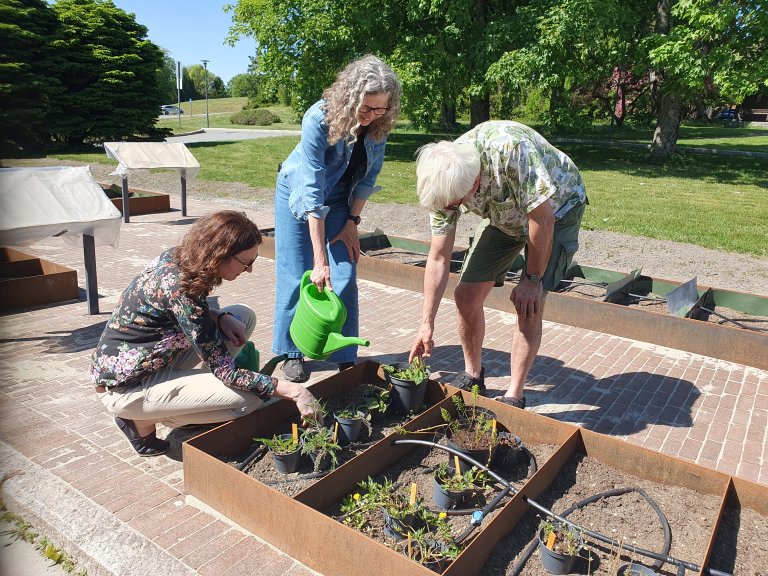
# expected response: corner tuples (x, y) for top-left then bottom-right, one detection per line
(201, 59), (210, 128)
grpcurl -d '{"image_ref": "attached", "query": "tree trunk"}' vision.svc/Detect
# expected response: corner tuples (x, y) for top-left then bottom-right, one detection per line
(649, 0), (677, 160)
(440, 103), (457, 128)
(649, 91), (682, 160)
(470, 95), (490, 127)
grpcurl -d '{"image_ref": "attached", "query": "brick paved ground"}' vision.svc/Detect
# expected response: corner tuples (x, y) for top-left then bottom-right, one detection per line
(0, 197), (765, 575)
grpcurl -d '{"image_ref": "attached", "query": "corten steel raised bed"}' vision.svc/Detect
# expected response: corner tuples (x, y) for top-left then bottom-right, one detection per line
(183, 362), (768, 576)
(100, 183), (171, 216)
(0, 247), (79, 312)
(258, 233), (768, 371)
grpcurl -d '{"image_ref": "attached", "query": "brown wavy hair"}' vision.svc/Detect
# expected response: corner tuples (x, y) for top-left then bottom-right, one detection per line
(322, 54), (401, 146)
(173, 211), (262, 298)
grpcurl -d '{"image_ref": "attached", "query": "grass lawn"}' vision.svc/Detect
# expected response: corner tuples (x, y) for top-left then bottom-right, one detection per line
(51, 123), (767, 258)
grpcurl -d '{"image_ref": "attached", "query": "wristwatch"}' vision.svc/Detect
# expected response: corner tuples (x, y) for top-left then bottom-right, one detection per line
(348, 214), (361, 225)
(526, 273), (543, 286)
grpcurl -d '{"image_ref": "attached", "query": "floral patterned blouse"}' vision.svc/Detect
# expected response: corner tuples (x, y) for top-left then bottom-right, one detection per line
(88, 249), (275, 399)
(429, 121), (587, 238)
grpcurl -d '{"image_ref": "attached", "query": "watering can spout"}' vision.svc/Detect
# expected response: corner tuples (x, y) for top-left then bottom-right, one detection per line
(322, 332), (370, 356)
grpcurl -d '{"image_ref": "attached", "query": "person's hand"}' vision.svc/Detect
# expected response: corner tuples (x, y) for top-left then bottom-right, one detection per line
(293, 387), (322, 424)
(219, 313), (246, 347)
(310, 263), (332, 292)
(330, 220), (361, 263)
(510, 277), (544, 320)
(409, 323), (435, 362)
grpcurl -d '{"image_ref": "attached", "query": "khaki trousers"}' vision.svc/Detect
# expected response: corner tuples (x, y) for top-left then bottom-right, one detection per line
(99, 304), (265, 427)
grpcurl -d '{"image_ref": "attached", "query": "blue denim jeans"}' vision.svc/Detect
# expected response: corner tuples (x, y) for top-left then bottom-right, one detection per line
(272, 178), (359, 363)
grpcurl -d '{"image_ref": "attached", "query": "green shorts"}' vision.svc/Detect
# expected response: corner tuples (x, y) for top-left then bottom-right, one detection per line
(460, 202), (585, 292)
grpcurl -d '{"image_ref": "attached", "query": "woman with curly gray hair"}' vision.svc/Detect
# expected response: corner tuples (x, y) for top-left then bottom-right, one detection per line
(272, 54), (401, 382)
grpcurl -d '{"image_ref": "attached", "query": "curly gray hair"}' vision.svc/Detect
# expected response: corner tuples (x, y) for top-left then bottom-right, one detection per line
(322, 54), (401, 145)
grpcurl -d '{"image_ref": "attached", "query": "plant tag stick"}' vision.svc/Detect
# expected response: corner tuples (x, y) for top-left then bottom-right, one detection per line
(492, 419), (497, 435)
(407, 534), (412, 558)
(409, 482), (418, 505)
(333, 421), (339, 443)
(546, 530), (556, 550)
(291, 423), (299, 443)
(454, 456), (462, 477)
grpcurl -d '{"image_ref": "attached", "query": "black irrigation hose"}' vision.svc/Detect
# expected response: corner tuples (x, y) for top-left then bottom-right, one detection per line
(236, 444), (268, 472)
(391, 438), (733, 576)
(262, 469), (330, 485)
(507, 487), (672, 576)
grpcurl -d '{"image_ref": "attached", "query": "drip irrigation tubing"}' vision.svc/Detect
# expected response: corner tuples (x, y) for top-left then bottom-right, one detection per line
(391, 438), (733, 576)
(236, 444), (267, 472)
(507, 486), (671, 576)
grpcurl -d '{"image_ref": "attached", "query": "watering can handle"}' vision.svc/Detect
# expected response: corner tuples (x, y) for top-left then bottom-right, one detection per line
(301, 270), (312, 290)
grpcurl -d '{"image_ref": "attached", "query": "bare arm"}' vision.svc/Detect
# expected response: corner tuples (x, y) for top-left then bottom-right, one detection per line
(511, 201), (554, 319)
(308, 216), (332, 291)
(409, 229), (456, 360)
(330, 197), (365, 263)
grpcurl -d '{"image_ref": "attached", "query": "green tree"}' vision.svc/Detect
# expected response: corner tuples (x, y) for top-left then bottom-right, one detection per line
(644, 0), (768, 159)
(49, 0), (167, 147)
(229, 72), (259, 98)
(157, 51), (179, 103)
(0, 0), (63, 154)
(187, 64), (227, 100)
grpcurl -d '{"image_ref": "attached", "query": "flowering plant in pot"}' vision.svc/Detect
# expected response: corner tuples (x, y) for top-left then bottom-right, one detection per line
(253, 432), (302, 474)
(538, 518), (585, 575)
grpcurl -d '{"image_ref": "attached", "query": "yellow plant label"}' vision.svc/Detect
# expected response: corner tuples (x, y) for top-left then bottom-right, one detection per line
(492, 419), (497, 435)
(291, 423), (299, 442)
(454, 456), (462, 476)
(546, 531), (556, 550)
(333, 421), (339, 443)
(409, 482), (418, 505)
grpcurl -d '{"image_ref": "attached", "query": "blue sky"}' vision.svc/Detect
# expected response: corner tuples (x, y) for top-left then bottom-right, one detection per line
(111, 0), (256, 84)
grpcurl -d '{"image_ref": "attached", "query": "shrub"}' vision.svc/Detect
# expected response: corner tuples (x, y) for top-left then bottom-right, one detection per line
(230, 108), (281, 126)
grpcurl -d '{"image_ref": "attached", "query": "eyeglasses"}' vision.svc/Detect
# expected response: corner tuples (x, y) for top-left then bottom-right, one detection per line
(232, 254), (257, 270)
(360, 105), (390, 116)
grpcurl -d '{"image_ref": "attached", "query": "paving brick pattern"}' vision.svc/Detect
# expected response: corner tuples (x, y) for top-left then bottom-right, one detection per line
(0, 198), (765, 575)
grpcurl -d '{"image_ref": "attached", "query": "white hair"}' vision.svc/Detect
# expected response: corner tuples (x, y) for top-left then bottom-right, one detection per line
(415, 141), (481, 211)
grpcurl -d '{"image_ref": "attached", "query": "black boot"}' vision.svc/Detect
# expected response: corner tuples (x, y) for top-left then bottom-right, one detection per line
(115, 416), (170, 457)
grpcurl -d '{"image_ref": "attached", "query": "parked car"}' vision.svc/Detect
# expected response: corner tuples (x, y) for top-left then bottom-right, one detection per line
(160, 105), (184, 115)
(716, 108), (738, 120)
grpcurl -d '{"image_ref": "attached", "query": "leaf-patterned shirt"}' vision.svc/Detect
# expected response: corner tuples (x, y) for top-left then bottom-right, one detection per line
(429, 121), (586, 238)
(88, 249), (275, 399)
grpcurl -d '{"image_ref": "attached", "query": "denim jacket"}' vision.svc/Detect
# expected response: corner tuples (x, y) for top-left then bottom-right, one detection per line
(280, 100), (388, 221)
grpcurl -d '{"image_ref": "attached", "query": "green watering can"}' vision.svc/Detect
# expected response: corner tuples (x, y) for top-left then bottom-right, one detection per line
(235, 342), (287, 376)
(289, 270), (370, 360)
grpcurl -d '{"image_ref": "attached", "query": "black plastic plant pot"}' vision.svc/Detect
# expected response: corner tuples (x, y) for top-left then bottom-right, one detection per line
(537, 526), (581, 575)
(431, 468), (467, 510)
(381, 508), (425, 540)
(309, 450), (333, 472)
(444, 434), (499, 474)
(397, 539), (450, 574)
(616, 563), (658, 576)
(334, 411), (366, 445)
(385, 362), (429, 414)
(269, 434), (302, 474)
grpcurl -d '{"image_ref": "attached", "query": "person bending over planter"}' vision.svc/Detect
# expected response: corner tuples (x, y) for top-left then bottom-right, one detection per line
(408, 122), (587, 409)
(89, 210), (319, 457)
(272, 54), (401, 383)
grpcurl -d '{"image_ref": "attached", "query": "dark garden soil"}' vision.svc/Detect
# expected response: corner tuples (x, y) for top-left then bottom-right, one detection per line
(321, 439), (560, 558)
(480, 453), (726, 576)
(709, 506), (768, 576)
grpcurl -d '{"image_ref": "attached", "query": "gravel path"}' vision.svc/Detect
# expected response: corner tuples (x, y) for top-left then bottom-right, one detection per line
(10, 158), (768, 297)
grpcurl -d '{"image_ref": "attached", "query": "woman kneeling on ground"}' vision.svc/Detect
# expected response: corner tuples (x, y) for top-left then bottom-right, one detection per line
(89, 210), (319, 457)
